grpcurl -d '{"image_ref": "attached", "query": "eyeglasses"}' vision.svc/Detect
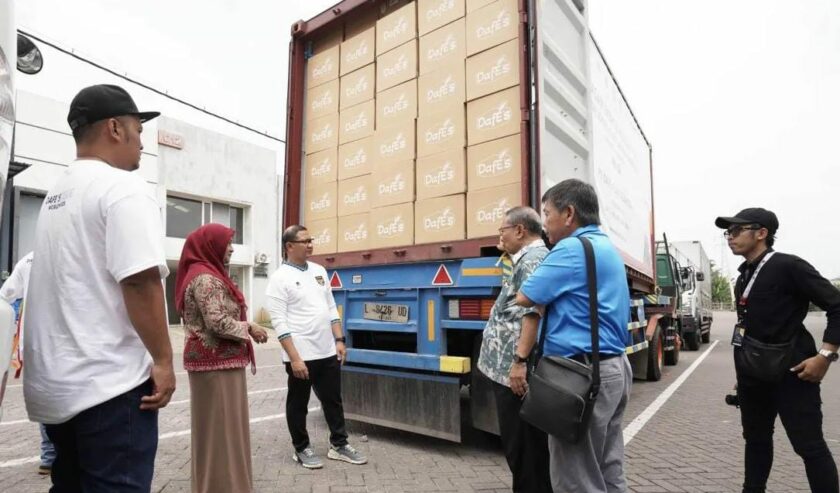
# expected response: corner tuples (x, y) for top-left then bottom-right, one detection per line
(288, 239), (314, 244)
(498, 225), (520, 234)
(723, 225), (762, 239)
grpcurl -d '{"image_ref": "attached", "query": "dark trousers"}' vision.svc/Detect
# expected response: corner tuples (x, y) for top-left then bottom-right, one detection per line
(492, 380), (553, 493)
(285, 355), (349, 452)
(44, 380), (158, 493)
(738, 371), (838, 493)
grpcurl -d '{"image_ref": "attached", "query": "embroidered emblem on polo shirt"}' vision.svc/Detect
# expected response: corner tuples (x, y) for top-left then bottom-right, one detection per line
(315, 276), (325, 286)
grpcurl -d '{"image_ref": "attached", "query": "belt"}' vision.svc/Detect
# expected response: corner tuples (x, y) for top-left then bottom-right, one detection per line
(568, 353), (621, 364)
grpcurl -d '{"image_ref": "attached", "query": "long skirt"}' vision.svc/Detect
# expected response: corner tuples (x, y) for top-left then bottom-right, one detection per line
(189, 368), (253, 493)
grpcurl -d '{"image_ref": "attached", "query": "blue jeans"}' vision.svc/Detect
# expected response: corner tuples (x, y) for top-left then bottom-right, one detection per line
(44, 379), (158, 493)
(39, 423), (56, 467)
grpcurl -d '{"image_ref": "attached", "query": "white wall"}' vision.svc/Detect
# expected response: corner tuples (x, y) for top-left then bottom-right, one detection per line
(158, 116), (279, 320)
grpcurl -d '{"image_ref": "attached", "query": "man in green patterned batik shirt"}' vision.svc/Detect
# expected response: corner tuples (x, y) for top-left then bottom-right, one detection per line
(477, 206), (552, 493)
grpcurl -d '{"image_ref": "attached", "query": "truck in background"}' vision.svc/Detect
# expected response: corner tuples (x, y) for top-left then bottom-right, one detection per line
(283, 0), (679, 441)
(671, 240), (713, 349)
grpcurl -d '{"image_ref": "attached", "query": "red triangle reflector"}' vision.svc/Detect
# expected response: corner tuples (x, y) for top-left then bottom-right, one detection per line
(432, 265), (453, 286)
(329, 272), (343, 289)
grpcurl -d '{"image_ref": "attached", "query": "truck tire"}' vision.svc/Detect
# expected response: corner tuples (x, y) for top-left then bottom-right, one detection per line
(646, 326), (663, 381)
(701, 328), (711, 344)
(685, 330), (700, 351)
(664, 327), (680, 366)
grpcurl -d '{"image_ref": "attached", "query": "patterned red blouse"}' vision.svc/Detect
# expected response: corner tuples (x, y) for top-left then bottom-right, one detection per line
(182, 274), (250, 372)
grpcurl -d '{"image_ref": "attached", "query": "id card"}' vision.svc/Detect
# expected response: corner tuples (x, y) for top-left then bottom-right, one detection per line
(731, 324), (746, 347)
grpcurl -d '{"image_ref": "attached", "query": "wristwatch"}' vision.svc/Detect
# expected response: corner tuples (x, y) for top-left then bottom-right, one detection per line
(335, 337), (347, 343)
(818, 349), (839, 362)
(512, 354), (529, 364)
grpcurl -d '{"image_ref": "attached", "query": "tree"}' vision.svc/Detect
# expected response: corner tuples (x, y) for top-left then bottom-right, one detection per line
(711, 262), (733, 307)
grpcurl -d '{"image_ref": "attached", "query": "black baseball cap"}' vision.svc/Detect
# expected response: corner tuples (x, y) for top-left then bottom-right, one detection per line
(715, 208), (779, 234)
(67, 84), (160, 131)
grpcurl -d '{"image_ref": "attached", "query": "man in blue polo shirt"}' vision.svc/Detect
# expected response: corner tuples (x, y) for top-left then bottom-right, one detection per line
(516, 178), (632, 493)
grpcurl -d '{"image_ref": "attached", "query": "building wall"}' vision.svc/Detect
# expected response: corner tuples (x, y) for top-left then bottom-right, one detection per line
(4, 92), (279, 325)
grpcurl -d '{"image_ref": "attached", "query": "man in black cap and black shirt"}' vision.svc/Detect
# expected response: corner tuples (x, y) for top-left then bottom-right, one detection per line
(23, 84), (174, 492)
(716, 207), (840, 493)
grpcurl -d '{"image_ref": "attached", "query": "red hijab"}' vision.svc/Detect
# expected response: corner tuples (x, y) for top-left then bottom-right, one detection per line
(174, 223), (247, 320)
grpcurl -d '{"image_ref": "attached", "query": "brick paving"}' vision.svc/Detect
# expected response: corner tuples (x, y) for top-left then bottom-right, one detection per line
(0, 313), (837, 492)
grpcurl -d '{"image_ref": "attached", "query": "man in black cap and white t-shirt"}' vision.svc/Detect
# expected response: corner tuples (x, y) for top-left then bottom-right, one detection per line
(23, 84), (175, 492)
(716, 207), (840, 493)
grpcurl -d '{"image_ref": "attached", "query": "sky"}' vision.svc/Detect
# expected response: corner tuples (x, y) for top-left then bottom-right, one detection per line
(14, 0), (840, 279)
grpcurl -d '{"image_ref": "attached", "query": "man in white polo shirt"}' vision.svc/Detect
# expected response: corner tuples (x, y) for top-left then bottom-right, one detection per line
(23, 84), (175, 492)
(266, 225), (367, 469)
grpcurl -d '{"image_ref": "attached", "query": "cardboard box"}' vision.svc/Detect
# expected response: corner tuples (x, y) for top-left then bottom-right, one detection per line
(379, 0), (414, 18)
(340, 64), (375, 110)
(305, 79), (339, 121)
(467, 134), (521, 191)
(339, 100), (375, 145)
(370, 202), (414, 248)
(418, 61), (466, 117)
(416, 148), (466, 200)
(375, 119), (416, 165)
(466, 181), (522, 238)
(376, 39), (417, 92)
(377, 2), (417, 56)
(312, 30), (344, 55)
(376, 79), (417, 127)
(341, 27), (376, 76)
(417, 107), (465, 158)
(338, 174), (373, 217)
(307, 45), (340, 89)
(338, 136), (375, 180)
(466, 0), (496, 14)
(466, 0), (519, 56)
(304, 147), (338, 187)
(371, 160), (415, 208)
(345, 8), (379, 38)
(418, 0), (466, 36)
(303, 182), (338, 223)
(306, 113), (339, 155)
(309, 217), (338, 255)
(414, 194), (466, 243)
(466, 86), (519, 145)
(466, 38), (519, 101)
(419, 18), (466, 75)
(337, 213), (371, 252)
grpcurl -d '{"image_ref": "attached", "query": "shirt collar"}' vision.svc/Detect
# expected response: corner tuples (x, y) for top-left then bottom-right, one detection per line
(738, 247), (774, 274)
(283, 260), (308, 271)
(571, 224), (601, 237)
(511, 238), (545, 265)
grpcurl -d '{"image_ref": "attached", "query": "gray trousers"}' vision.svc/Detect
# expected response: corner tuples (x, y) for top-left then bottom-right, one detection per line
(548, 354), (632, 493)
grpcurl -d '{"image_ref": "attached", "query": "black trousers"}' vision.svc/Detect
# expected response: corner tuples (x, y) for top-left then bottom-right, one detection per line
(738, 369), (838, 493)
(492, 380), (553, 493)
(285, 355), (349, 453)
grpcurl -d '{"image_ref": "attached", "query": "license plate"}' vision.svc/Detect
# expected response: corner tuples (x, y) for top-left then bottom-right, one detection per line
(362, 303), (409, 323)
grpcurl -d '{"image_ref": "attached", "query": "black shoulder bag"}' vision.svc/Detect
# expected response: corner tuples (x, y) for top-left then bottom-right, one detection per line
(519, 236), (600, 443)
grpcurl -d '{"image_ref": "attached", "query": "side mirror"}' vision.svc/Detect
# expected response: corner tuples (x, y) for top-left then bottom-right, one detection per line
(17, 34), (44, 75)
(680, 268), (691, 280)
(696, 272), (705, 282)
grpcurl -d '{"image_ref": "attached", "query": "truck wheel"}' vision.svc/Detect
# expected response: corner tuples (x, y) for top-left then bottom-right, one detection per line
(664, 328), (680, 366)
(646, 326), (663, 381)
(685, 330), (700, 351)
(701, 329), (711, 344)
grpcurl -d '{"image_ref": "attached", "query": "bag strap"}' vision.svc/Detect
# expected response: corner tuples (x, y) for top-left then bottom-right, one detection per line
(579, 236), (601, 399)
(533, 236), (601, 398)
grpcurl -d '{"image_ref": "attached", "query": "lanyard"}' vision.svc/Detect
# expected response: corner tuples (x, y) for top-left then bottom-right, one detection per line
(739, 251), (776, 304)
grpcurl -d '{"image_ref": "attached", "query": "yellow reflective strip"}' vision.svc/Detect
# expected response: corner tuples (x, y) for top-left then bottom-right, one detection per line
(439, 356), (471, 373)
(462, 267), (503, 277)
(337, 305), (343, 321)
(427, 300), (435, 342)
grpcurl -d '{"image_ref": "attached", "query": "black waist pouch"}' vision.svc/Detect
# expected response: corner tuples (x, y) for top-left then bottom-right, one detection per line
(735, 334), (796, 383)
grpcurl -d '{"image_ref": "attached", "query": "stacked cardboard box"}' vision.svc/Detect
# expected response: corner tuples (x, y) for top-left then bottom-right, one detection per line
(302, 0), (525, 253)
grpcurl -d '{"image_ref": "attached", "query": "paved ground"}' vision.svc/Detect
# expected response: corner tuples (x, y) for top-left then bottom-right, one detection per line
(0, 312), (837, 492)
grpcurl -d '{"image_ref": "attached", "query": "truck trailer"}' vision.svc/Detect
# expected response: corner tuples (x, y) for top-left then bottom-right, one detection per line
(671, 240), (713, 349)
(282, 0), (678, 441)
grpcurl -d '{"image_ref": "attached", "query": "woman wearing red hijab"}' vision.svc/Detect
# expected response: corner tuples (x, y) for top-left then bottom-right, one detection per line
(175, 223), (268, 493)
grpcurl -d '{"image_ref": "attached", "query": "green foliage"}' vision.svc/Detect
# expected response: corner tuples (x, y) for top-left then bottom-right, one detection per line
(711, 262), (733, 306)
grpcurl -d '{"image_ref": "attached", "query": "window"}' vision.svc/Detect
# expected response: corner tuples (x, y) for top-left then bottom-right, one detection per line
(165, 266), (181, 325)
(166, 195), (245, 243)
(166, 196), (202, 239)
